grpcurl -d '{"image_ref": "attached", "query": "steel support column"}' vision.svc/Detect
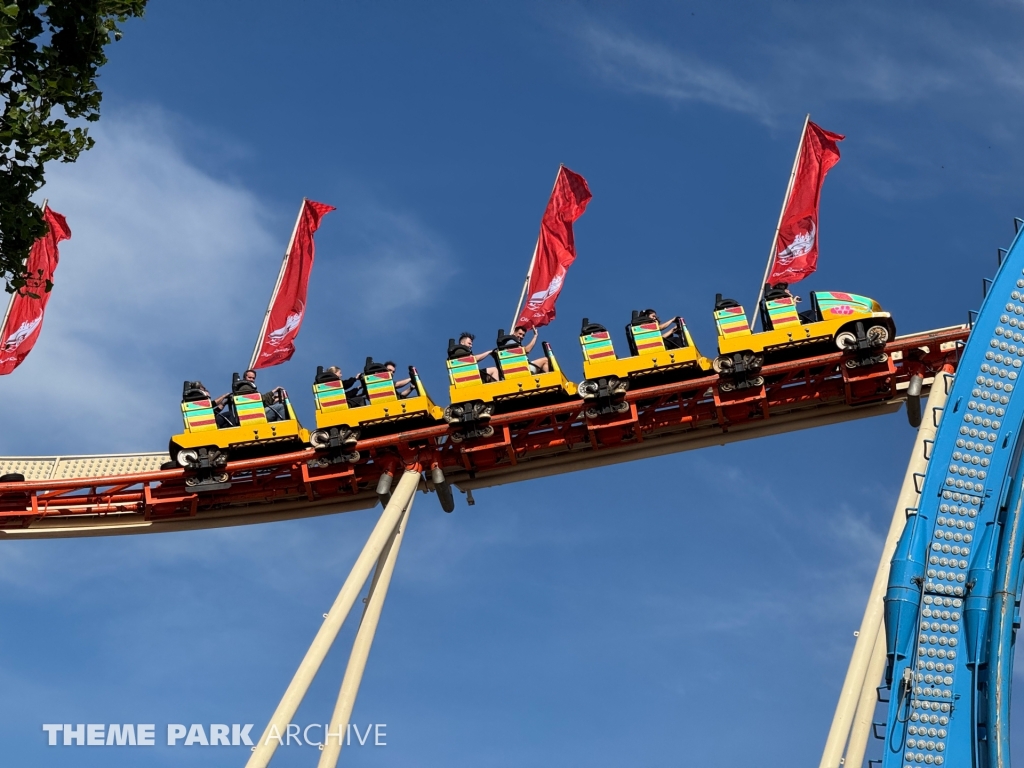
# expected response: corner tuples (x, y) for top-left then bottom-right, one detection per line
(245, 469), (420, 768)
(819, 371), (951, 768)
(844, 624), (889, 768)
(317, 487), (413, 767)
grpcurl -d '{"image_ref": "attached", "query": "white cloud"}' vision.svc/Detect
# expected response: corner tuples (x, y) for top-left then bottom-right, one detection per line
(0, 108), (454, 457)
(0, 109), (277, 455)
(578, 24), (772, 123)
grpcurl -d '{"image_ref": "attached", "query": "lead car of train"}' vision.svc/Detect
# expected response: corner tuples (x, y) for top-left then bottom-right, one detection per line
(168, 288), (894, 489)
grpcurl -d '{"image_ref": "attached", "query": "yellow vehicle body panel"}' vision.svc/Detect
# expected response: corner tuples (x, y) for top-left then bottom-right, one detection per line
(314, 393), (443, 430)
(448, 370), (577, 406)
(717, 312), (892, 355)
(312, 366), (443, 430)
(447, 341), (577, 405)
(171, 417), (309, 451)
(580, 320), (712, 382)
(717, 292), (891, 356)
(172, 390), (309, 452)
(582, 347), (711, 380)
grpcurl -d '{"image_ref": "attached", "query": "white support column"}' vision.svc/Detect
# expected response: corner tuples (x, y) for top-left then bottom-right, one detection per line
(819, 372), (951, 768)
(245, 469), (420, 768)
(844, 627), (889, 768)
(317, 489), (413, 768)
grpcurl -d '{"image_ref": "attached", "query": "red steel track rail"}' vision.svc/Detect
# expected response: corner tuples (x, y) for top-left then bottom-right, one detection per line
(0, 325), (968, 539)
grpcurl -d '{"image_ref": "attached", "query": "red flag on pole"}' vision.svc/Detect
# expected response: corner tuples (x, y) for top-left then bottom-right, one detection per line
(0, 206), (71, 375)
(766, 121), (844, 286)
(250, 199), (335, 370)
(514, 166), (592, 331)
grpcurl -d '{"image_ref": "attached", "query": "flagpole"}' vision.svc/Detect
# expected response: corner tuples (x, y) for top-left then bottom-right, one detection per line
(753, 113), (810, 329)
(249, 199), (307, 371)
(511, 165), (564, 329)
(0, 199), (48, 340)
(511, 239), (539, 330)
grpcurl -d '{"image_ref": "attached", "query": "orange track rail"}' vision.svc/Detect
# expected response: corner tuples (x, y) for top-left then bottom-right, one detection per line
(0, 326), (968, 538)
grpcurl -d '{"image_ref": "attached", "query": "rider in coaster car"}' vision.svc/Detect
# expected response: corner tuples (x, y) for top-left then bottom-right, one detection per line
(332, 366), (368, 407)
(220, 369), (289, 423)
(764, 282), (800, 303)
(449, 332), (499, 383)
(762, 282), (810, 326)
(382, 360), (416, 398)
(511, 325), (550, 373)
(213, 369), (258, 427)
(318, 366), (369, 407)
(186, 381), (235, 428)
(262, 386), (289, 422)
(639, 309), (686, 350)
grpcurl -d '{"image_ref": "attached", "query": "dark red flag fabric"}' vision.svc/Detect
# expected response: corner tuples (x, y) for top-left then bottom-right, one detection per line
(767, 121), (844, 286)
(0, 207), (71, 375)
(516, 166), (592, 331)
(252, 199), (335, 369)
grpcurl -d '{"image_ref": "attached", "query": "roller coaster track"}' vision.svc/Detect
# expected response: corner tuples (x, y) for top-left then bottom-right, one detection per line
(11, 223), (1024, 768)
(0, 325), (965, 540)
(872, 222), (1024, 768)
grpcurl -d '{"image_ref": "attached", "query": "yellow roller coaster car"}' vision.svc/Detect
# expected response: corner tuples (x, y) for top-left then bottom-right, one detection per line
(712, 288), (895, 389)
(444, 330), (577, 440)
(577, 311), (712, 416)
(308, 359), (443, 462)
(169, 374), (309, 490)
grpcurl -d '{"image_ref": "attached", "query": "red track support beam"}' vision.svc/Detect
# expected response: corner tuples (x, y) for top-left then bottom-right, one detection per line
(0, 326), (968, 533)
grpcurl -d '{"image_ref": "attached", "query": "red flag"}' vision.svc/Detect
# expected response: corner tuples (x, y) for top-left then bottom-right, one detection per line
(767, 121), (844, 286)
(251, 199), (335, 370)
(515, 166), (592, 331)
(0, 207), (71, 375)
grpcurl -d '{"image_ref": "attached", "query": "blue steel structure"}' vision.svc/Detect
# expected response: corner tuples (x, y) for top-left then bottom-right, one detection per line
(883, 223), (1024, 768)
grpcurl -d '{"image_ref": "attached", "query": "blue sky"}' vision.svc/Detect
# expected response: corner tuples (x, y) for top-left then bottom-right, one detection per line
(3, 1), (1024, 765)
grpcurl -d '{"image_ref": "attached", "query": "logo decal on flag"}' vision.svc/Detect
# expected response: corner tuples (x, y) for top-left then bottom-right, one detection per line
(776, 220), (815, 265)
(515, 166), (592, 331)
(250, 200), (335, 370)
(526, 269), (565, 311)
(767, 122), (843, 286)
(0, 206), (71, 375)
(267, 308), (304, 346)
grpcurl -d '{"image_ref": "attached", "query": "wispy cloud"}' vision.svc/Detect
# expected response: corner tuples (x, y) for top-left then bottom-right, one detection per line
(570, 5), (1024, 198)
(578, 24), (773, 124)
(574, 8), (1001, 119)
(316, 205), (454, 319)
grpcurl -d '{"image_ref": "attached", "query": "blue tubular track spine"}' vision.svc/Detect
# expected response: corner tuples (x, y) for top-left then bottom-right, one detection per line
(882, 222), (1024, 768)
(985, 462), (1024, 768)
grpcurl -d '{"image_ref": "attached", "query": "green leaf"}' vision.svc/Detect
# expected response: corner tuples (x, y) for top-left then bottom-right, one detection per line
(0, 0), (147, 290)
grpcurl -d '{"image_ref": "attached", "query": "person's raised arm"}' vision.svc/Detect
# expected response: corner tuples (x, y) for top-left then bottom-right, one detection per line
(473, 349), (493, 363)
(522, 329), (538, 354)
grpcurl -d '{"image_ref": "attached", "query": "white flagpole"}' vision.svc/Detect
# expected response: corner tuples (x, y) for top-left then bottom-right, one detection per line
(753, 113), (810, 328)
(511, 165), (564, 329)
(248, 199), (307, 371)
(511, 239), (539, 330)
(0, 199), (49, 342)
